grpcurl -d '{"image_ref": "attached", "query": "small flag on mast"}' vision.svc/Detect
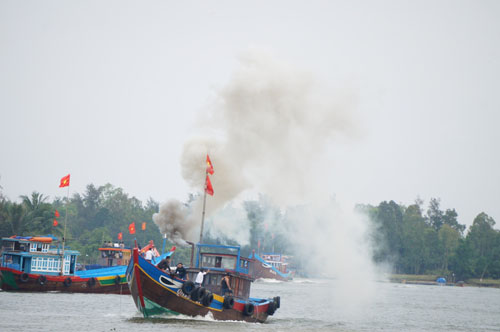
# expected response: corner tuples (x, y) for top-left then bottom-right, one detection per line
(59, 174), (70, 188)
(118, 232), (123, 240)
(206, 154), (214, 175)
(53, 219), (58, 227)
(205, 175), (214, 196)
(141, 222), (146, 231)
(129, 222), (136, 235)
(55, 210), (60, 218)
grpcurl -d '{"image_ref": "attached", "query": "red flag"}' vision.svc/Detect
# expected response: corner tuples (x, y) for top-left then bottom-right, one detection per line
(118, 232), (123, 240)
(205, 175), (214, 196)
(141, 222), (146, 231)
(59, 174), (70, 188)
(206, 154), (214, 175)
(55, 210), (60, 218)
(170, 246), (176, 252)
(53, 219), (58, 227)
(128, 222), (136, 235)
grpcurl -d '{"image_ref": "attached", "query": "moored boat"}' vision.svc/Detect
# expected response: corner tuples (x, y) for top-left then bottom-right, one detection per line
(126, 242), (280, 322)
(0, 235), (129, 294)
(250, 252), (294, 281)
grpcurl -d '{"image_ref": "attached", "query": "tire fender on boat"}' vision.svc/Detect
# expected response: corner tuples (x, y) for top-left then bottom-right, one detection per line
(223, 295), (234, 309)
(267, 301), (276, 315)
(38, 275), (47, 286)
(114, 275), (121, 285)
(243, 303), (254, 316)
(181, 280), (195, 295)
(201, 291), (214, 306)
(190, 286), (205, 302)
(87, 277), (96, 287)
(273, 296), (280, 309)
(63, 277), (72, 287)
(20, 272), (30, 283)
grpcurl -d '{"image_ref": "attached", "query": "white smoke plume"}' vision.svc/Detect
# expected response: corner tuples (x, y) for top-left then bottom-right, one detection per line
(152, 199), (198, 246)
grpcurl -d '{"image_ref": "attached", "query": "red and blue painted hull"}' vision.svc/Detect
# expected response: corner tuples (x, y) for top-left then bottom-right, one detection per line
(126, 248), (278, 322)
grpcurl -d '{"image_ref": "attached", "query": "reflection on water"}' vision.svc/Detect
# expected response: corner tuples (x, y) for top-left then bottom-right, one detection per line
(1, 278), (499, 331)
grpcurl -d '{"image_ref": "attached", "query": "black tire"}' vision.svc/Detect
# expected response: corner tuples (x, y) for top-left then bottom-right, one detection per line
(87, 277), (96, 287)
(190, 286), (205, 301)
(114, 275), (121, 285)
(20, 273), (29, 283)
(267, 301), (276, 315)
(274, 296), (280, 309)
(201, 291), (214, 306)
(63, 277), (72, 287)
(182, 281), (195, 295)
(38, 275), (47, 286)
(223, 295), (234, 309)
(243, 303), (254, 316)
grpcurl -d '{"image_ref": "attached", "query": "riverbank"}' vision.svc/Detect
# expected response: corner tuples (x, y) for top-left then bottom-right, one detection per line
(389, 274), (500, 288)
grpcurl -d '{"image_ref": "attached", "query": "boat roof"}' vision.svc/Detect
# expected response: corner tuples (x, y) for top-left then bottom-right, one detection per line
(3, 235), (58, 243)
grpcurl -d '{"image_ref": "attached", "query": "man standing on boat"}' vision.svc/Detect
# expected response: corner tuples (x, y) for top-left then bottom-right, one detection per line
(145, 247), (154, 263)
(221, 273), (233, 295)
(175, 262), (188, 280)
(195, 268), (209, 286)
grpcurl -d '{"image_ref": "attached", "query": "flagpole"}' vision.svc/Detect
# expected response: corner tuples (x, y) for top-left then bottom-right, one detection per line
(199, 170), (208, 244)
(60, 185), (69, 275)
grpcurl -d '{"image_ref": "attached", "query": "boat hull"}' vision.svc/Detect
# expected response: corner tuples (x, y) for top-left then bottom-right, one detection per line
(252, 262), (293, 281)
(127, 250), (275, 322)
(0, 267), (130, 294)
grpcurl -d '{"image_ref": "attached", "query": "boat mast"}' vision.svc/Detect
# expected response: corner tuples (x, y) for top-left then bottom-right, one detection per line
(60, 185), (69, 275)
(199, 168), (208, 244)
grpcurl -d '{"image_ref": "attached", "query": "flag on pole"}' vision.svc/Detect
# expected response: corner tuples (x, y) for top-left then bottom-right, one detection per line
(118, 232), (123, 240)
(53, 219), (58, 227)
(205, 175), (214, 196)
(55, 210), (60, 218)
(206, 154), (214, 175)
(129, 222), (136, 234)
(141, 222), (146, 231)
(59, 174), (70, 187)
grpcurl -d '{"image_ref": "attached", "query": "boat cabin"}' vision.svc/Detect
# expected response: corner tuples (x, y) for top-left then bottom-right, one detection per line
(97, 242), (131, 267)
(187, 243), (254, 299)
(260, 253), (290, 273)
(0, 236), (79, 276)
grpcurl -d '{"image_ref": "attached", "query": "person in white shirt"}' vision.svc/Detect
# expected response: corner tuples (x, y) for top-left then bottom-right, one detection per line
(145, 248), (154, 262)
(195, 268), (209, 286)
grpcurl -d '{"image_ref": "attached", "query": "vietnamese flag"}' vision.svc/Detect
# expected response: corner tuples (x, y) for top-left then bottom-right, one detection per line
(118, 232), (123, 240)
(59, 174), (70, 188)
(129, 222), (136, 235)
(53, 219), (58, 227)
(205, 175), (214, 196)
(141, 222), (146, 231)
(206, 154), (214, 175)
(55, 210), (60, 218)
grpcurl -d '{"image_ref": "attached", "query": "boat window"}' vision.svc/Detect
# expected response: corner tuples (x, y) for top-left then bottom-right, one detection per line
(41, 244), (49, 253)
(202, 255), (215, 267)
(30, 243), (37, 252)
(221, 256), (236, 269)
(215, 256), (222, 268)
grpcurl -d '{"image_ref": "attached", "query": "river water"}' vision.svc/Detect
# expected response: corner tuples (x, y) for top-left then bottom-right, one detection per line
(0, 278), (499, 332)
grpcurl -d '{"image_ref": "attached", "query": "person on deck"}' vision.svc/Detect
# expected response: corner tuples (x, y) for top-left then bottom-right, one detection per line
(195, 268), (209, 286)
(175, 262), (188, 280)
(145, 247), (154, 263)
(221, 273), (233, 296)
(157, 256), (172, 274)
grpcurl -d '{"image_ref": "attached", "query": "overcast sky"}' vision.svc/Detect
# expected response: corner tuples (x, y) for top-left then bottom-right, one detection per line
(1, 0), (499, 227)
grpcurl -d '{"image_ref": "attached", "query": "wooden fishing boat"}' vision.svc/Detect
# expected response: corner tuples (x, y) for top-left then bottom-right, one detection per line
(250, 251), (294, 281)
(0, 235), (129, 294)
(126, 242), (280, 322)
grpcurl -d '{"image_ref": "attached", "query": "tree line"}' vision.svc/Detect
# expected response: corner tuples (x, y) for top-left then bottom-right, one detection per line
(1, 184), (499, 280)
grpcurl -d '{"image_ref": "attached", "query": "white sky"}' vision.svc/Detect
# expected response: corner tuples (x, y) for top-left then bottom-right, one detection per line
(1, 0), (499, 227)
